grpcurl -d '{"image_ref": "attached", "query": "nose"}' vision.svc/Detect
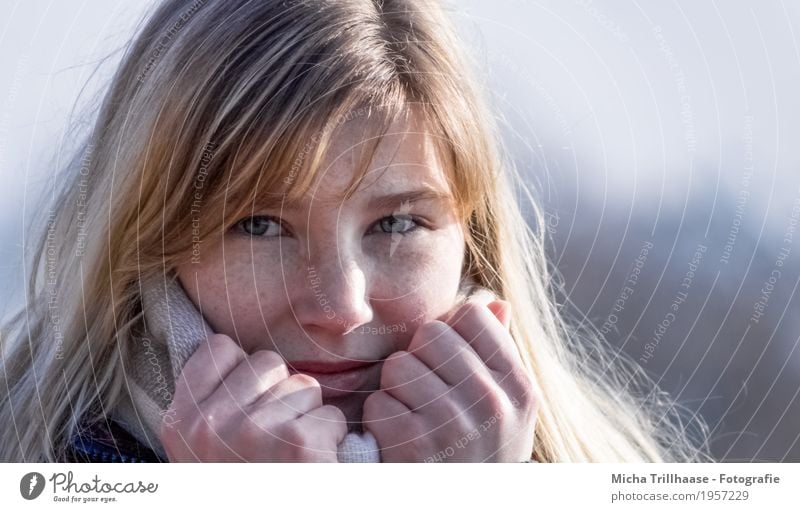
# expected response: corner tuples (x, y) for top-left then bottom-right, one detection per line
(297, 255), (374, 335)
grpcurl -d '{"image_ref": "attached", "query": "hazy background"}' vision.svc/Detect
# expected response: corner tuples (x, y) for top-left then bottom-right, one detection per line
(1, 0), (798, 461)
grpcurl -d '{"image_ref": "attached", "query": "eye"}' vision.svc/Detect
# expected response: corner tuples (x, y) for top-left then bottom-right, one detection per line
(235, 216), (289, 238)
(369, 214), (422, 235)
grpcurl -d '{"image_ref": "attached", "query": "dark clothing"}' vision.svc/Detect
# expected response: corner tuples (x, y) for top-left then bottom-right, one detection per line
(65, 420), (166, 463)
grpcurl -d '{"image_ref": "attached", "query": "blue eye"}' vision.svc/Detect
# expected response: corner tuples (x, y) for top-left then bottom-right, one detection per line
(372, 214), (421, 235)
(237, 216), (287, 237)
(235, 214), (424, 238)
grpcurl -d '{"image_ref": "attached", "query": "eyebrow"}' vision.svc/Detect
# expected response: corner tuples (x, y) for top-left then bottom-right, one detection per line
(273, 187), (453, 213)
(366, 188), (452, 211)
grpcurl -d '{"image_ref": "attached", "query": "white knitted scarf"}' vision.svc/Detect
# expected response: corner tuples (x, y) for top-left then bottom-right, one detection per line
(112, 273), (383, 462)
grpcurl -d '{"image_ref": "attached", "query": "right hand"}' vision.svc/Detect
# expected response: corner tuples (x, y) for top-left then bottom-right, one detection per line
(159, 334), (347, 462)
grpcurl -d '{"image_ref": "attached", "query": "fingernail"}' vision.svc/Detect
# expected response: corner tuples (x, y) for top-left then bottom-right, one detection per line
(488, 300), (512, 329)
(501, 301), (512, 329)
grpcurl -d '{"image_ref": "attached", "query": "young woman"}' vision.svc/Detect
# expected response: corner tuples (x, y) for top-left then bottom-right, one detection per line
(0, 0), (709, 462)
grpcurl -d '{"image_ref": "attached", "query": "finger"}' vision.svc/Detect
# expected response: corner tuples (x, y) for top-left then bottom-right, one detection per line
(205, 350), (290, 409)
(173, 334), (246, 412)
(362, 389), (413, 431)
(379, 351), (450, 411)
(247, 373), (324, 424)
(295, 404), (348, 446)
(437, 287), (497, 325)
(407, 320), (491, 388)
(447, 301), (522, 373)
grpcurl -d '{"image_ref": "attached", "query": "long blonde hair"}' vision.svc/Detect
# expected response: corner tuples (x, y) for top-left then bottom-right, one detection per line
(0, 0), (709, 462)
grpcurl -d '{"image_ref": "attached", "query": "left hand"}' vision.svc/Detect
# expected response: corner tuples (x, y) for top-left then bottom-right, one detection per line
(362, 291), (538, 462)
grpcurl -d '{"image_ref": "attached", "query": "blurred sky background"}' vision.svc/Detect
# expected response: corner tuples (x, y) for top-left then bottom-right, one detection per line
(1, 0), (798, 461)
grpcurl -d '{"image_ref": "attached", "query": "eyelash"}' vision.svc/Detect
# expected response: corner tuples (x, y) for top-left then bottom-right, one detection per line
(233, 214), (427, 239)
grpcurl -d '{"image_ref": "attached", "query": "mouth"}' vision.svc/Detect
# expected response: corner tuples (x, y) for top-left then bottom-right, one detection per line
(287, 359), (381, 398)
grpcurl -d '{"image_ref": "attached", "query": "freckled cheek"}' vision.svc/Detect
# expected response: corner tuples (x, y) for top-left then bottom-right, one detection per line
(187, 246), (289, 343)
(369, 242), (464, 343)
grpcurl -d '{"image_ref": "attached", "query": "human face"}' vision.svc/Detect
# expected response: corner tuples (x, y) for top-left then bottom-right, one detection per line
(176, 115), (467, 429)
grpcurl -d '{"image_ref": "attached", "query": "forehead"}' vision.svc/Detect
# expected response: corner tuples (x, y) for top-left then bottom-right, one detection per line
(280, 114), (454, 211)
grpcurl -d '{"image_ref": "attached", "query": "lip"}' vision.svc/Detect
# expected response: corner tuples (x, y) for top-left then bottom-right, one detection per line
(287, 359), (376, 374)
(287, 359), (380, 398)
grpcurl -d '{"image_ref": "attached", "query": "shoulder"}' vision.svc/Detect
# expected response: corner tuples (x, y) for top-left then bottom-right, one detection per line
(64, 419), (167, 463)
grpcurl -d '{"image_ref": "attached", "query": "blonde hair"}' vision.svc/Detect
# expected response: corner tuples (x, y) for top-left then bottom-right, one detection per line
(1, 0), (709, 462)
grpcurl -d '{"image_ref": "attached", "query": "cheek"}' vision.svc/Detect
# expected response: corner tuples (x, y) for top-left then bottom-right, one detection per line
(369, 233), (465, 334)
(176, 242), (287, 340)
(177, 228), (467, 351)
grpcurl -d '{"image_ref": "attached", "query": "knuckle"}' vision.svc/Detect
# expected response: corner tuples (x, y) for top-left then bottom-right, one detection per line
(439, 393), (464, 419)
(451, 302), (481, 325)
(207, 333), (239, 352)
(401, 417), (424, 443)
(182, 415), (222, 457)
(362, 391), (386, 421)
(406, 333), (424, 353)
(251, 349), (282, 365)
(409, 321), (448, 351)
(420, 320), (449, 339)
(276, 422), (308, 448)
(250, 350), (287, 372)
(198, 411), (221, 439)
(501, 366), (535, 398)
(385, 350), (410, 365)
(516, 385), (539, 414)
(380, 351), (409, 383)
(289, 373), (322, 400)
(471, 377), (508, 413)
(461, 301), (485, 318)
(319, 404), (347, 424)
(449, 406), (473, 434)
(290, 372), (320, 388)
(469, 369), (498, 394)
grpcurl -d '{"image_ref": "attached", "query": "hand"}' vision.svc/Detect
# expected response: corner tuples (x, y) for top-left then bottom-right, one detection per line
(160, 334), (347, 462)
(362, 292), (538, 462)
